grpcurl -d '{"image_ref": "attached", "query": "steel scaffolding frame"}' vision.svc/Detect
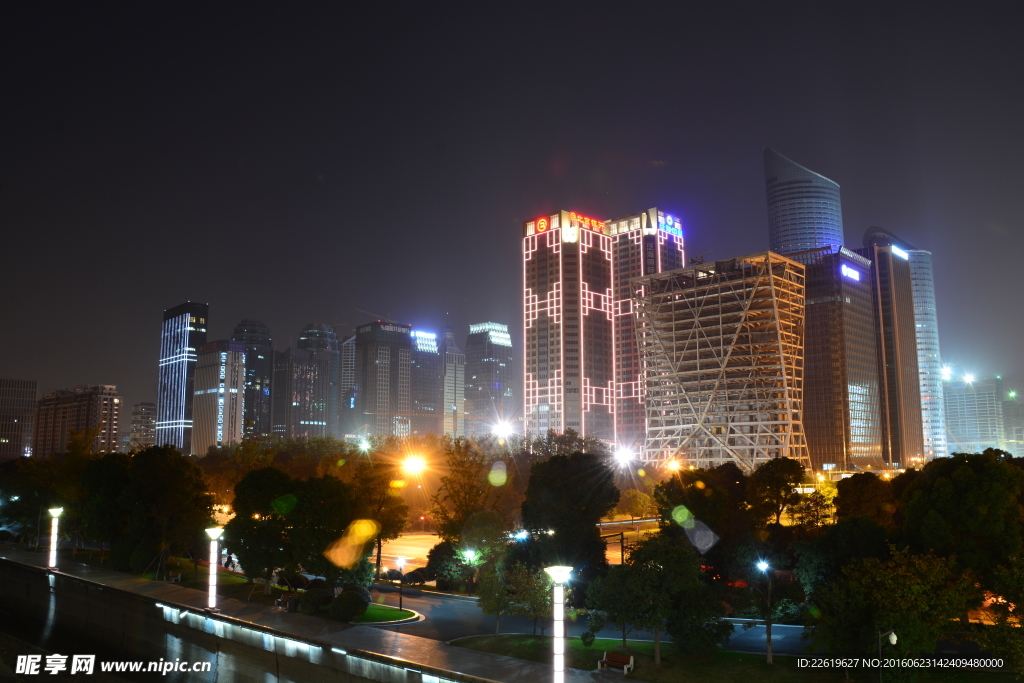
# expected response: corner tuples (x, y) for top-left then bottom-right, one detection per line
(633, 252), (809, 472)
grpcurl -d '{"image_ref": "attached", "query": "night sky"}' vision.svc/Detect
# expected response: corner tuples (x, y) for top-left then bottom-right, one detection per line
(3, 3), (1022, 412)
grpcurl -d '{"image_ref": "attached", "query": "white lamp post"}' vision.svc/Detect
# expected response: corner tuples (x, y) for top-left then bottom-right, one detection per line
(544, 566), (573, 683)
(206, 528), (223, 611)
(48, 508), (63, 569)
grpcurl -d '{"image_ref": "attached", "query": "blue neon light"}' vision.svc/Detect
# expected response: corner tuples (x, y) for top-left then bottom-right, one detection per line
(841, 264), (860, 281)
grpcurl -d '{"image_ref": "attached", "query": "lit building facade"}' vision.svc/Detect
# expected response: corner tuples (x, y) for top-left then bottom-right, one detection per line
(0, 378), (37, 460)
(764, 148), (845, 256)
(438, 327), (466, 437)
(632, 252), (809, 472)
(791, 246), (883, 470)
(231, 319), (273, 437)
(944, 375), (1005, 454)
(33, 385), (122, 456)
(271, 323), (340, 438)
(123, 402), (156, 452)
(338, 334), (357, 434)
(156, 302), (208, 454)
(855, 242), (925, 466)
(464, 322), (515, 437)
(193, 340), (246, 456)
(410, 330), (441, 435)
(606, 208), (686, 450)
(355, 321), (412, 436)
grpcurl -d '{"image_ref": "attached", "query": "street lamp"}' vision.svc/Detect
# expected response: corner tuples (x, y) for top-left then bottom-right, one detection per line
(205, 527), (223, 611)
(756, 561), (774, 664)
(402, 455), (426, 476)
(492, 421), (513, 441)
(614, 447), (631, 466)
(878, 629), (897, 683)
(48, 508), (63, 569)
(396, 557), (405, 611)
(543, 566), (573, 683)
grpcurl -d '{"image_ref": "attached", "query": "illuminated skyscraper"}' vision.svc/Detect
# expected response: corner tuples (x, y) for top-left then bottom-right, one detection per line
(338, 334), (357, 434)
(410, 330), (441, 435)
(193, 341), (246, 456)
(522, 208), (684, 442)
(355, 321), (412, 436)
(465, 322), (514, 437)
(156, 301), (208, 454)
(438, 326), (465, 437)
(944, 375), (1005, 454)
(0, 378), (36, 461)
(34, 385), (122, 456)
(271, 323), (340, 438)
(231, 319), (273, 437)
(123, 402), (156, 452)
(764, 148), (845, 255)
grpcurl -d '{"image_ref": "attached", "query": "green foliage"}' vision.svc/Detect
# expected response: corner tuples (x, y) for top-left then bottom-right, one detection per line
(129, 531), (160, 574)
(80, 453), (132, 546)
(429, 439), (502, 544)
(109, 537), (133, 572)
(461, 509), (508, 558)
(224, 467), (296, 592)
(834, 472), (896, 526)
(351, 461), (408, 575)
(808, 547), (979, 674)
(329, 589), (370, 621)
(0, 456), (57, 544)
(426, 540), (470, 589)
(299, 587), (330, 614)
(746, 457), (805, 526)
(967, 555), (1024, 673)
(619, 488), (654, 521)
(793, 516), (889, 598)
(901, 451), (1024, 582)
(287, 475), (360, 588)
(790, 490), (833, 530)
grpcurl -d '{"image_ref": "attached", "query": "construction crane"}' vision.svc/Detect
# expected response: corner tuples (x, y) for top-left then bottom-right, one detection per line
(354, 307), (398, 324)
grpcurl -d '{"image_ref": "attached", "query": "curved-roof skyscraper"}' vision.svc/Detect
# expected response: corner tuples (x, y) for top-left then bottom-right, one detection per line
(764, 148), (844, 255)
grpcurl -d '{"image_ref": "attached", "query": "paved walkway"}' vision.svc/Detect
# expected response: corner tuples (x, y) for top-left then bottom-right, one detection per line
(0, 548), (618, 683)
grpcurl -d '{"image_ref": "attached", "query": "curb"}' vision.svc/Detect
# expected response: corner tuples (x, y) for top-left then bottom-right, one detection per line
(356, 608), (424, 625)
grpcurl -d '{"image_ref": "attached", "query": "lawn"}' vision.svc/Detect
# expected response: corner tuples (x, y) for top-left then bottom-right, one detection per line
(352, 604), (416, 623)
(450, 635), (1017, 683)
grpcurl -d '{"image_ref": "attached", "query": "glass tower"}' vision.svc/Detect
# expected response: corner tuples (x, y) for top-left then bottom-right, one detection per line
(410, 330), (441, 435)
(156, 301), (208, 454)
(355, 321), (412, 436)
(0, 378), (36, 461)
(438, 326), (466, 437)
(464, 322), (515, 437)
(764, 148), (845, 256)
(232, 319), (273, 437)
(193, 340), (246, 455)
(271, 324), (340, 438)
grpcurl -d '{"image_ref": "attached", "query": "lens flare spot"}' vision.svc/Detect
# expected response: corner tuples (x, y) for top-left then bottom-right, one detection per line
(637, 469), (646, 477)
(389, 479), (407, 488)
(694, 480), (705, 489)
(672, 505), (695, 529)
(488, 461), (507, 487)
(323, 518), (380, 568)
(270, 494), (297, 515)
(336, 458), (346, 467)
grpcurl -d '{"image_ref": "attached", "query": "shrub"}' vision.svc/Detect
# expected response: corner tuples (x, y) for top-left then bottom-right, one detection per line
(110, 538), (134, 572)
(299, 588), (330, 614)
(342, 584), (372, 605)
(404, 569), (426, 585)
(329, 590), (370, 622)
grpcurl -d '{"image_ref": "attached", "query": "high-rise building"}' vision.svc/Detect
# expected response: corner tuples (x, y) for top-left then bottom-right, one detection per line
(0, 379), (37, 461)
(193, 341), (246, 456)
(862, 228), (946, 460)
(123, 402), (156, 452)
(355, 321), (412, 436)
(764, 148), (845, 256)
(606, 208), (686, 450)
(855, 242), (925, 466)
(523, 210), (614, 438)
(438, 326), (465, 437)
(944, 375), (1005, 454)
(338, 334), (357, 434)
(156, 302), (208, 454)
(464, 322), (515, 437)
(632, 252), (809, 472)
(271, 324), (340, 438)
(410, 330), (441, 435)
(231, 319), (273, 437)
(791, 246), (883, 471)
(33, 385), (122, 456)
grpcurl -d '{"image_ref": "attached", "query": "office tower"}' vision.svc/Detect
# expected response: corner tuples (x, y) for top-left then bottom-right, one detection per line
(791, 247), (883, 470)
(944, 375), (1005, 454)
(862, 228), (946, 460)
(410, 330), (441, 435)
(271, 324), (340, 438)
(355, 321), (412, 436)
(338, 334), (357, 434)
(156, 302), (208, 454)
(193, 341), (246, 456)
(632, 252), (809, 472)
(123, 402), (156, 452)
(438, 326), (465, 437)
(764, 148), (845, 256)
(1003, 390), (1023, 457)
(523, 211), (614, 438)
(855, 242), (925, 466)
(464, 322), (515, 437)
(33, 385), (122, 456)
(0, 378), (37, 460)
(231, 319), (273, 437)
(606, 208), (686, 450)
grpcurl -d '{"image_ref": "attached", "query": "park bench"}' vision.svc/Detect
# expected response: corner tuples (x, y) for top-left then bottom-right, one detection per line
(167, 572), (181, 584)
(597, 652), (634, 674)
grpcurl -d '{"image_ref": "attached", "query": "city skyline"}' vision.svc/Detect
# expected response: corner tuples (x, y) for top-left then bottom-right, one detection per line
(2, 5), (1021, 417)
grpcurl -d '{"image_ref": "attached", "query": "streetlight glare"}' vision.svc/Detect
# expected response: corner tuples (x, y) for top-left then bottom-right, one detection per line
(614, 447), (632, 465)
(666, 460), (682, 471)
(964, 373), (975, 383)
(757, 561), (769, 572)
(492, 421), (513, 439)
(402, 455), (427, 475)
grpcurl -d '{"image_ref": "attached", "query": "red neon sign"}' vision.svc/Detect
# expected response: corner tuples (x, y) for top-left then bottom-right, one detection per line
(569, 212), (606, 233)
(536, 217), (549, 232)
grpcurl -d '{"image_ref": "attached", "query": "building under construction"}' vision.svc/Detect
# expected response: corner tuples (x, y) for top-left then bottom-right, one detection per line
(632, 251), (809, 472)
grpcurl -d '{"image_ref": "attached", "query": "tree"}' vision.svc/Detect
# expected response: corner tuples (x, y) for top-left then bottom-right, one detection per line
(79, 452), (133, 563)
(351, 462), (408, 578)
(901, 452), (1024, 584)
(791, 490), (833, 530)
(834, 472), (896, 526)
(118, 446), (213, 579)
(619, 489), (653, 522)
(809, 548), (977, 678)
(430, 439), (500, 544)
(0, 456), (56, 548)
(288, 475), (369, 589)
(747, 457), (805, 525)
(793, 516), (889, 599)
(223, 467), (296, 594)
(477, 549), (516, 634)
(968, 555), (1024, 673)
